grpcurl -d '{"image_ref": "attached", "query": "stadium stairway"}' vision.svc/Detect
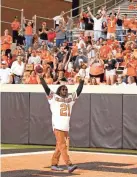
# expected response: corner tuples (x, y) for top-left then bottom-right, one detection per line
(114, 0), (137, 18)
(71, 0), (136, 40)
(81, 0), (136, 17)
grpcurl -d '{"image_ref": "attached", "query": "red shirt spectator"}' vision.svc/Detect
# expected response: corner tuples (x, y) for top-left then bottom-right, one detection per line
(48, 29), (56, 42)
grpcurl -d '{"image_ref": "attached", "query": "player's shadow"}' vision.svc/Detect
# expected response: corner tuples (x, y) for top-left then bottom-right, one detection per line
(73, 161), (137, 174)
(1, 169), (78, 177)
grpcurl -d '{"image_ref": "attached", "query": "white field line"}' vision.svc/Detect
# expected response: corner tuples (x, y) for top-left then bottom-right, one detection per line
(1, 150), (137, 158)
(72, 151), (137, 157)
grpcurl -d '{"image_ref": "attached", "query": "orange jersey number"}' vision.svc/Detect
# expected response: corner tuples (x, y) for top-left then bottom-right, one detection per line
(60, 103), (70, 116)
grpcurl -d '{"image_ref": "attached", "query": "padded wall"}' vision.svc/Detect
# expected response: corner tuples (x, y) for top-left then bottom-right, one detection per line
(70, 94), (90, 147)
(29, 93), (55, 145)
(1, 93), (29, 144)
(90, 94), (123, 148)
(123, 95), (137, 149)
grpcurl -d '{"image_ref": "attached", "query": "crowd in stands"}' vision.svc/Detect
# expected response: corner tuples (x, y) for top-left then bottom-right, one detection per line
(0, 3), (137, 86)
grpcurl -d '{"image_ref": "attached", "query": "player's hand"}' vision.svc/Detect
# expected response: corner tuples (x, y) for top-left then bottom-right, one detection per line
(37, 73), (43, 78)
(80, 77), (85, 81)
(80, 71), (86, 80)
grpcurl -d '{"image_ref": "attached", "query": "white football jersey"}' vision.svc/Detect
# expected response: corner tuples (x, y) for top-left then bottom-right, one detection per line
(46, 91), (78, 131)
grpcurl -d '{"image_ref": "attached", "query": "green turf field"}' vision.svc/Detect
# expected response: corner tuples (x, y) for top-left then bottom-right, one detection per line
(1, 144), (137, 155)
(1, 144), (54, 149)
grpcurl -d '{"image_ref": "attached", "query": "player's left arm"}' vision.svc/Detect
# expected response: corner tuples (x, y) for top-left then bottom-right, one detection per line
(76, 78), (84, 97)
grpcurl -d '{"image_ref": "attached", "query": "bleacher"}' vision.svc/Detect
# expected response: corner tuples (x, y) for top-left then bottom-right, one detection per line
(1, 0), (137, 86)
(114, 1), (137, 18)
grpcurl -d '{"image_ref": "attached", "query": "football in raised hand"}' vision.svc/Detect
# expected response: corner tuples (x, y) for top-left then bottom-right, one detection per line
(35, 64), (43, 73)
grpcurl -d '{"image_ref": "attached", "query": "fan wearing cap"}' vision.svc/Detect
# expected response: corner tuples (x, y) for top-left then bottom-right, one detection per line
(38, 22), (49, 46)
(37, 70), (85, 173)
(87, 6), (105, 41)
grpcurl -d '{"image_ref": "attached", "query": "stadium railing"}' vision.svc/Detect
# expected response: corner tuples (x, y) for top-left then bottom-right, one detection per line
(1, 5), (24, 30)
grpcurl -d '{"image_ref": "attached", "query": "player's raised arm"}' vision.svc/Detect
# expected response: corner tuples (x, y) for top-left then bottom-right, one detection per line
(76, 78), (84, 97)
(39, 74), (51, 96)
(35, 65), (51, 96)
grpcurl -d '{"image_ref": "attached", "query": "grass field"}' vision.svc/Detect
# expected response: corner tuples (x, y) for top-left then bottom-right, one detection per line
(1, 144), (137, 155)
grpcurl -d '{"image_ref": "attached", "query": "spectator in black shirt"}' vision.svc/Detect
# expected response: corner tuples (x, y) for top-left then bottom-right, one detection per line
(17, 29), (25, 47)
(102, 21), (107, 39)
(105, 53), (117, 85)
(54, 70), (68, 84)
(116, 16), (124, 42)
(121, 36), (127, 50)
(83, 14), (94, 30)
(56, 46), (66, 63)
(80, 10), (94, 37)
(38, 22), (48, 46)
(61, 41), (70, 51)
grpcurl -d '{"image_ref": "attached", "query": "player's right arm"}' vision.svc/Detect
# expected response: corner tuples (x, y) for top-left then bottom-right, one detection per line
(71, 78), (84, 102)
(39, 75), (50, 96)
